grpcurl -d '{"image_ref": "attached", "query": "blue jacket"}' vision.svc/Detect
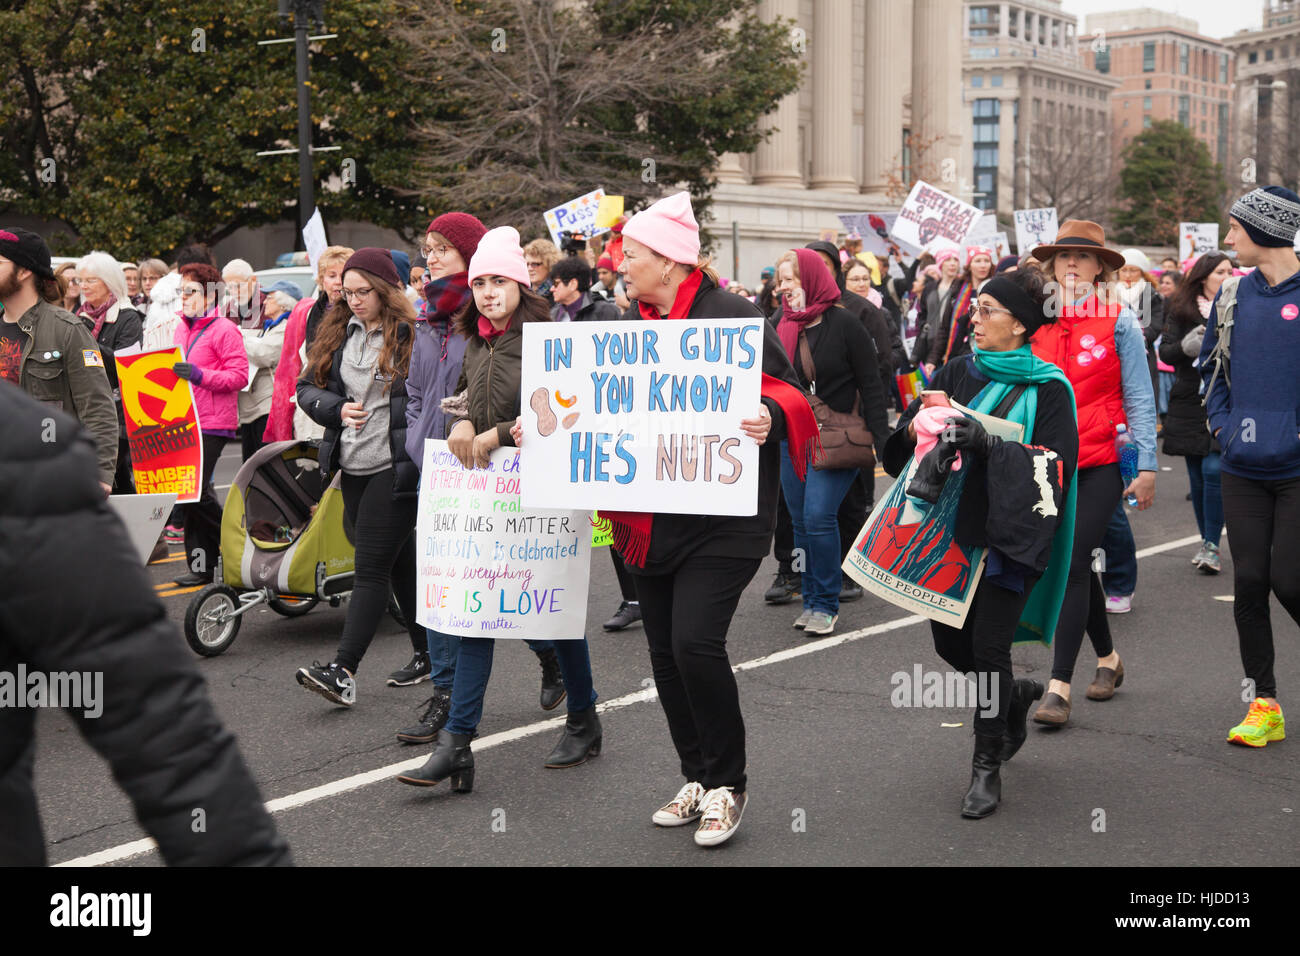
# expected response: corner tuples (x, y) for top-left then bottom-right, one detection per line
(1200, 267), (1300, 480)
(405, 317), (469, 464)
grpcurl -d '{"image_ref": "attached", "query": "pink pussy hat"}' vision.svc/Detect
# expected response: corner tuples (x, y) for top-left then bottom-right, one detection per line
(468, 226), (531, 287)
(622, 191), (701, 265)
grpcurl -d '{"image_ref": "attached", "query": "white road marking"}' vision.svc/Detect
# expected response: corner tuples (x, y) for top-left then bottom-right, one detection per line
(56, 531), (1207, 867)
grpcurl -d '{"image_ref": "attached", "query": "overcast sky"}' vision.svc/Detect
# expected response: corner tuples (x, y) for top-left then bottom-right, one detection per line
(1060, 0), (1265, 39)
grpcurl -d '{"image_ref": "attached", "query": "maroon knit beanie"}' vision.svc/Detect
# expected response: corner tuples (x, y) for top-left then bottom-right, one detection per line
(427, 212), (488, 264)
(343, 247), (400, 288)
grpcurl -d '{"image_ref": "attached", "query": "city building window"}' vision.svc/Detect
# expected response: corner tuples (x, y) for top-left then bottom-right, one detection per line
(991, 74), (1003, 87)
(969, 5), (999, 38)
(972, 75), (984, 87)
(1143, 96), (1151, 110)
(1143, 41), (1156, 72)
(973, 98), (1000, 118)
(1096, 48), (1110, 73)
(1249, 51), (1258, 64)
(1266, 48), (1275, 61)
(1179, 94), (1190, 127)
(1221, 53), (1229, 83)
(1180, 42), (1189, 74)
(1145, 78), (1152, 89)
(1144, 115), (1152, 128)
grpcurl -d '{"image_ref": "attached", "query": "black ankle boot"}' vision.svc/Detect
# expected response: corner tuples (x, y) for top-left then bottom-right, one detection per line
(960, 734), (1002, 819)
(544, 706), (602, 768)
(396, 729), (474, 791)
(537, 648), (566, 711)
(999, 678), (1044, 761)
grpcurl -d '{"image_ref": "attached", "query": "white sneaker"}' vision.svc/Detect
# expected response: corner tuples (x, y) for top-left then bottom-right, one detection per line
(652, 781), (707, 827)
(803, 612), (838, 636)
(1191, 543), (1209, 567)
(1104, 594), (1132, 614)
(793, 609), (815, 630)
(694, 787), (747, 847)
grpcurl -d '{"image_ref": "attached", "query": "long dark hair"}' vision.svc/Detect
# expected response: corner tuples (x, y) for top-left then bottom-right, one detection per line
(454, 282), (551, 339)
(1167, 252), (1230, 328)
(306, 269), (415, 391)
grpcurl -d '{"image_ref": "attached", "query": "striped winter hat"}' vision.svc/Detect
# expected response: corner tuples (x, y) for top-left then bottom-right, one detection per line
(1229, 186), (1300, 248)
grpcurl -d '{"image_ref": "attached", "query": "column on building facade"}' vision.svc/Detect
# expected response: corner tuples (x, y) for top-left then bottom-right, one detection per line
(715, 152), (750, 185)
(753, 0), (803, 186)
(861, 0), (908, 200)
(999, 2), (1009, 37)
(1025, 10), (1035, 44)
(809, 0), (858, 191)
(912, 0), (966, 189)
(997, 90), (1017, 217)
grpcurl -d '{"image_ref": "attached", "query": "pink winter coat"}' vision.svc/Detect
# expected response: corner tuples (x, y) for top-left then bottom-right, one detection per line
(174, 308), (249, 433)
(264, 296), (316, 442)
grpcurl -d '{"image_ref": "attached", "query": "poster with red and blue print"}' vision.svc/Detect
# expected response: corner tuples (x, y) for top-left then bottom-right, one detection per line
(843, 400), (1023, 628)
(115, 347), (203, 503)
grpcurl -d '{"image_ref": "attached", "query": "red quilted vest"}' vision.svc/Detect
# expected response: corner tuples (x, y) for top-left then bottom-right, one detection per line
(1030, 295), (1127, 469)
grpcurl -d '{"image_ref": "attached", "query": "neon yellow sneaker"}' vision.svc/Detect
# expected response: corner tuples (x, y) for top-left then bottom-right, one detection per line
(1227, 698), (1285, 747)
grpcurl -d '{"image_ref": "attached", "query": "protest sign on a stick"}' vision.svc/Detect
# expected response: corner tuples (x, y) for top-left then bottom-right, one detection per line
(889, 181), (982, 251)
(1013, 207), (1059, 254)
(115, 347), (203, 503)
(1178, 222), (1219, 262)
(543, 188), (608, 247)
(519, 318), (763, 515)
(415, 441), (592, 640)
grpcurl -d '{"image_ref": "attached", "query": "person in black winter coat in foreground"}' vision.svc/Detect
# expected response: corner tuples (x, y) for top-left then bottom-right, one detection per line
(0, 383), (291, 866)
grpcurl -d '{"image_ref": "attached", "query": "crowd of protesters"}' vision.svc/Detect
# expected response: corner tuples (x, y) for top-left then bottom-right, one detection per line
(3, 182), (1298, 851)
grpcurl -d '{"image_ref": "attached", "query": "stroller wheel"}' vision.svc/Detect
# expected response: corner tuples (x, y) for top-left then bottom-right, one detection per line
(185, 585), (243, 657)
(268, 594), (320, 617)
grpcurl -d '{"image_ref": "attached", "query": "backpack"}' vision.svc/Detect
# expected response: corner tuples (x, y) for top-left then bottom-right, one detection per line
(1201, 275), (1241, 409)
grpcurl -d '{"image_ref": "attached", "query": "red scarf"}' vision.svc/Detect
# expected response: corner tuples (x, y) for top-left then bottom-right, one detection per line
(78, 295), (116, 340)
(477, 314), (508, 339)
(775, 249), (839, 360)
(607, 270), (820, 567)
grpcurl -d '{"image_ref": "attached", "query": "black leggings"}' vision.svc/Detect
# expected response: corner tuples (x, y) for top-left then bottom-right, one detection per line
(931, 575), (1039, 738)
(1051, 464), (1120, 683)
(183, 432), (229, 580)
(630, 555), (761, 792)
(609, 547), (637, 602)
(1221, 472), (1300, 700)
(335, 469), (424, 673)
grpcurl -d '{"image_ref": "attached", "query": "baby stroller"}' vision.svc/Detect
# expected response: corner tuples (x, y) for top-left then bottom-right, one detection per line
(183, 440), (404, 656)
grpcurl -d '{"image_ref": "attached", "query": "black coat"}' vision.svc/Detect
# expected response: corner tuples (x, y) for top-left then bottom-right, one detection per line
(882, 354), (1078, 573)
(787, 304), (891, 443)
(297, 322), (418, 496)
(0, 385), (291, 866)
(83, 304), (144, 438)
(1159, 300), (1215, 458)
(622, 276), (808, 574)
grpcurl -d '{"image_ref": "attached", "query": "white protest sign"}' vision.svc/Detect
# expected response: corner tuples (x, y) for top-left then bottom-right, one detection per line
(890, 181), (982, 251)
(838, 212), (904, 255)
(543, 188), (609, 248)
(415, 441), (591, 640)
(966, 213), (999, 240)
(520, 318), (762, 515)
(108, 492), (177, 564)
(1013, 207), (1058, 254)
(1178, 222), (1219, 262)
(967, 232), (1012, 260)
(302, 208), (327, 275)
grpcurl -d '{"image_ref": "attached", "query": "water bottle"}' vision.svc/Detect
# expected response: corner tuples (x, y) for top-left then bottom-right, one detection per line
(1116, 424), (1139, 507)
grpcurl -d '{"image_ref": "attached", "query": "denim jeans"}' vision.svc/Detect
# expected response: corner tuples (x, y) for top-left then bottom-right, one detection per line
(1186, 452), (1224, 547)
(1157, 370), (1175, 416)
(1100, 500), (1138, 598)
(780, 445), (859, 615)
(427, 628), (553, 693)
(445, 637), (596, 736)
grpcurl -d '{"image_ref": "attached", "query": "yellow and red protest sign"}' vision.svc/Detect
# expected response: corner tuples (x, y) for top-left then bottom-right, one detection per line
(116, 347), (203, 503)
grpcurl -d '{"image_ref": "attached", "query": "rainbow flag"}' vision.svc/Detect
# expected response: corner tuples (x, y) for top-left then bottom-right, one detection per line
(896, 366), (930, 408)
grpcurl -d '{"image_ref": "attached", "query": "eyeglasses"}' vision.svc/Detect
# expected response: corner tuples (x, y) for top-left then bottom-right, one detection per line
(974, 304), (1014, 319)
(421, 242), (450, 259)
(181, 285), (206, 297)
(342, 287), (374, 302)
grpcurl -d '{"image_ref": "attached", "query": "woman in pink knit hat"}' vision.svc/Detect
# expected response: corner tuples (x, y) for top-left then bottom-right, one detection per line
(600, 192), (820, 848)
(396, 226), (603, 792)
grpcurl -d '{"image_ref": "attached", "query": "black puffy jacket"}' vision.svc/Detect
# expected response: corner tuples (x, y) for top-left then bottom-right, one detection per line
(1159, 299), (1216, 458)
(0, 384), (292, 866)
(297, 322), (418, 497)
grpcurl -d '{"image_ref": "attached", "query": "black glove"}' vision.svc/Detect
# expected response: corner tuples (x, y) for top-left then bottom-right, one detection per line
(172, 362), (201, 383)
(943, 416), (997, 458)
(906, 440), (960, 504)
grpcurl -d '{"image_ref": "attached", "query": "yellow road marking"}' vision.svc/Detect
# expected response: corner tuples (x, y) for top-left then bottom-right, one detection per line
(157, 585), (203, 597)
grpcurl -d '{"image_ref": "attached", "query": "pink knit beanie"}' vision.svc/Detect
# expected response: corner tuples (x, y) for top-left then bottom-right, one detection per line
(622, 191), (701, 265)
(468, 227), (531, 287)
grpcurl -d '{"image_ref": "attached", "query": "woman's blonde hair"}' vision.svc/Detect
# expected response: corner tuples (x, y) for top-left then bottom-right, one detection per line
(522, 239), (560, 271)
(317, 245), (354, 280)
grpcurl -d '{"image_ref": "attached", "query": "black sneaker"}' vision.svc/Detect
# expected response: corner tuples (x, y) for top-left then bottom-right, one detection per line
(295, 660), (356, 707)
(839, 573), (864, 602)
(603, 600), (642, 631)
(396, 686), (452, 743)
(763, 570), (801, 605)
(537, 648), (566, 711)
(387, 651), (432, 687)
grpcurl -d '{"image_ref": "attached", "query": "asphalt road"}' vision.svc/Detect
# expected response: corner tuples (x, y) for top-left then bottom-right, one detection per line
(30, 443), (1299, 866)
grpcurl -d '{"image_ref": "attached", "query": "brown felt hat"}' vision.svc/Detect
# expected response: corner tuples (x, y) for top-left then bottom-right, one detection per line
(1031, 219), (1126, 270)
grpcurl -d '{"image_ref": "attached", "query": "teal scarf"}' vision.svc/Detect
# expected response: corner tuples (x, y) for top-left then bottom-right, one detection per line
(969, 345), (1078, 646)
